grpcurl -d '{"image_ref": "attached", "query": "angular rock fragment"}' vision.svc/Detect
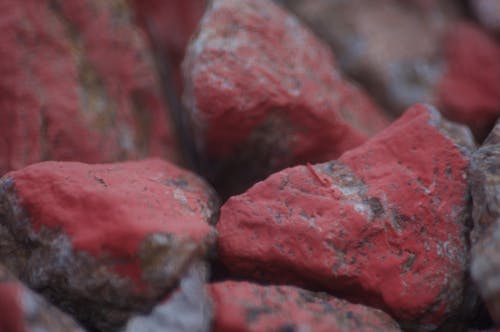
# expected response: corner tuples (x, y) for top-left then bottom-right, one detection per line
(0, 159), (218, 331)
(217, 104), (474, 329)
(471, 120), (500, 324)
(437, 23), (500, 140)
(0, 264), (86, 332)
(183, 0), (389, 196)
(209, 281), (401, 332)
(0, 0), (179, 176)
(280, 0), (460, 114)
(471, 0), (500, 36)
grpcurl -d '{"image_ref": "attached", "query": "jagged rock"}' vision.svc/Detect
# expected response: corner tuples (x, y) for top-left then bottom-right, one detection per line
(209, 281), (401, 332)
(0, 159), (218, 331)
(0, 0), (179, 177)
(0, 264), (86, 332)
(183, 0), (389, 197)
(217, 104), (474, 330)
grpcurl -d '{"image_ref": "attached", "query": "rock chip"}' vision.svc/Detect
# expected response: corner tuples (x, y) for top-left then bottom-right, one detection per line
(280, 0), (460, 115)
(0, 0), (179, 177)
(471, 0), (500, 36)
(0, 264), (85, 332)
(217, 104), (473, 329)
(437, 23), (500, 140)
(0, 159), (218, 331)
(183, 0), (389, 196)
(209, 281), (401, 332)
(471, 120), (500, 324)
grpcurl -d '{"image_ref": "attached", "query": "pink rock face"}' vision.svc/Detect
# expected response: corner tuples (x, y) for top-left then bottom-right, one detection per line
(184, 0), (389, 196)
(0, 0), (179, 177)
(216, 104), (473, 329)
(0, 265), (85, 332)
(471, 0), (500, 35)
(0, 159), (218, 331)
(208, 281), (401, 332)
(437, 23), (500, 140)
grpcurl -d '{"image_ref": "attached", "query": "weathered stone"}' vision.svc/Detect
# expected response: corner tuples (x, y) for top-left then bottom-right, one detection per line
(209, 281), (401, 332)
(280, 0), (460, 115)
(471, 120), (500, 324)
(0, 0), (179, 177)
(0, 159), (218, 331)
(0, 264), (85, 332)
(217, 104), (473, 330)
(437, 23), (500, 140)
(471, 0), (500, 36)
(183, 0), (389, 196)
(124, 262), (212, 332)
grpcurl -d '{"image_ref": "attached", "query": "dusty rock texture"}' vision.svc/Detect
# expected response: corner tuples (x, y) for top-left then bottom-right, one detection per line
(471, 0), (500, 35)
(217, 104), (474, 330)
(0, 0), (179, 177)
(125, 262), (212, 332)
(437, 23), (500, 140)
(280, 0), (460, 115)
(209, 281), (401, 332)
(0, 159), (218, 331)
(183, 0), (389, 196)
(0, 264), (86, 332)
(471, 120), (500, 324)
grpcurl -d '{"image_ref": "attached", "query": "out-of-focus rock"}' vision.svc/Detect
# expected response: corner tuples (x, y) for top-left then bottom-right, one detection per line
(471, 0), (500, 36)
(217, 104), (474, 330)
(437, 23), (500, 140)
(183, 0), (389, 197)
(124, 262), (212, 332)
(209, 281), (401, 332)
(0, 264), (86, 332)
(0, 159), (218, 331)
(280, 0), (460, 115)
(471, 120), (500, 324)
(0, 0), (179, 177)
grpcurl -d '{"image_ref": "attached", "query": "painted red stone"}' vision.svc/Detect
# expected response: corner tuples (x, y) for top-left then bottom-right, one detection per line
(0, 283), (25, 332)
(0, 158), (218, 330)
(183, 0), (389, 195)
(437, 23), (500, 140)
(0, 0), (179, 177)
(208, 281), (401, 332)
(216, 104), (472, 329)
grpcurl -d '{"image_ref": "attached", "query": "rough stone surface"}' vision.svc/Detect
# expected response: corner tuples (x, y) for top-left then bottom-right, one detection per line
(217, 104), (473, 330)
(471, 120), (500, 324)
(437, 23), (500, 140)
(0, 0), (179, 177)
(183, 0), (389, 196)
(209, 281), (401, 332)
(471, 0), (500, 35)
(0, 159), (218, 331)
(125, 262), (212, 332)
(0, 264), (85, 332)
(280, 0), (460, 115)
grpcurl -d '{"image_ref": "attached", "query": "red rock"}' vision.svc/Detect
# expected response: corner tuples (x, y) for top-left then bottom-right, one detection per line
(183, 0), (389, 196)
(471, 0), (500, 36)
(0, 159), (218, 331)
(280, 0), (460, 115)
(216, 104), (473, 329)
(0, 0), (179, 177)
(470, 120), (500, 324)
(0, 264), (85, 332)
(208, 281), (401, 332)
(437, 23), (500, 140)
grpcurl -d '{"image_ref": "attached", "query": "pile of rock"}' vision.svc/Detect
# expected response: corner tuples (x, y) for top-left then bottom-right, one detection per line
(0, 0), (498, 331)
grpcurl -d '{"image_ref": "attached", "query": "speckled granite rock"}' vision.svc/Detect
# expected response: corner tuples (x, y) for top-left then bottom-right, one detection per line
(0, 159), (218, 331)
(0, 264), (86, 332)
(217, 104), (474, 330)
(183, 0), (389, 197)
